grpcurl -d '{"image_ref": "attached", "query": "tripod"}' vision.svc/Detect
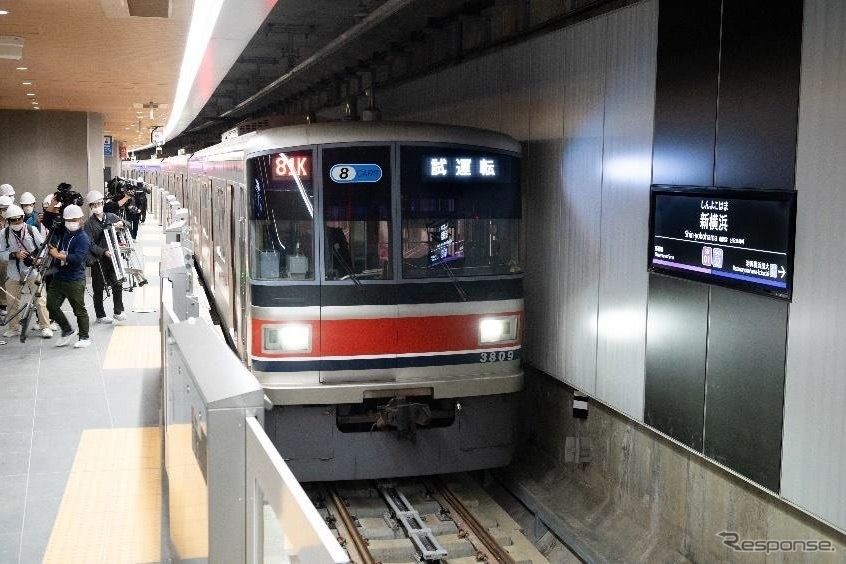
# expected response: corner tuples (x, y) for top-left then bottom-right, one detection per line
(16, 223), (59, 343)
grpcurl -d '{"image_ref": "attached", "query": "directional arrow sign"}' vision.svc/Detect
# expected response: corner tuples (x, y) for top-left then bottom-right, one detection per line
(779, 266), (786, 278)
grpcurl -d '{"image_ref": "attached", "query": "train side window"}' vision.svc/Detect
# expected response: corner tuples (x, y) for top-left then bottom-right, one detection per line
(321, 145), (392, 281)
(247, 150), (315, 280)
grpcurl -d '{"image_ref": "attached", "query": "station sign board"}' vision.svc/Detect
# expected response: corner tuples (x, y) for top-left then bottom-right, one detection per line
(648, 187), (797, 299)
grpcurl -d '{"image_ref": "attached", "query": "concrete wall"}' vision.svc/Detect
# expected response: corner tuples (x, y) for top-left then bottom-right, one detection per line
(0, 110), (105, 205)
(87, 113), (106, 191)
(516, 370), (846, 563)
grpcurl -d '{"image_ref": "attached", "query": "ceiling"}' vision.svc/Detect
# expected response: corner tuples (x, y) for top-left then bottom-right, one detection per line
(0, 0), (192, 146)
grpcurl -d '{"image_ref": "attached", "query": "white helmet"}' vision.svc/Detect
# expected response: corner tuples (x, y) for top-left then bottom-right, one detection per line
(42, 194), (53, 208)
(0, 195), (12, 208)
(136, 177), (144, 184)
(19, 192), (36, 205)
(86, 190), (104, 204)
(62, 204), (84, 220)
(3, 204), (23, 220)
(0, 184), (14, 197)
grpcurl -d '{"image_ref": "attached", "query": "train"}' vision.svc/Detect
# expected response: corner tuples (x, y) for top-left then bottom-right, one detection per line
(124, 121), (524, 480)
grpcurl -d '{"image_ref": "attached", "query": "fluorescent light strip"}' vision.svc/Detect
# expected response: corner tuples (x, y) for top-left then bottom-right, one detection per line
(163, 0), (226, 141)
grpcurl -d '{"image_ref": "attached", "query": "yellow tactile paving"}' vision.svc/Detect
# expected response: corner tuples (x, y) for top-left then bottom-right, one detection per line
(43, 427), (162, 564)
(144, 259), (160, 280)
(132, 283), (159, 312)
(102, 325), (161, 369)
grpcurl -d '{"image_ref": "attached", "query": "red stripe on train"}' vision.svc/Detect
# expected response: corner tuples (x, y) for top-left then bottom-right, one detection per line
(251, 311), (523, 358)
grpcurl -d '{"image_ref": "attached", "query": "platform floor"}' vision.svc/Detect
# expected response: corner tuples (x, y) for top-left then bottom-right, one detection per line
(0, 222), (166, 564)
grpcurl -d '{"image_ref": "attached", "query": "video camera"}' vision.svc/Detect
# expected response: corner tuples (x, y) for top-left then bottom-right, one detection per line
(54, 182), (83, 208)
(105, 177), (139, 216)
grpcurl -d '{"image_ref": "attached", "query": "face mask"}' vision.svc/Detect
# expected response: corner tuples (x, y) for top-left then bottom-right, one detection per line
(65, 222), (81, 232)
(11, 223), (25, 232)
(23, 205), (34, 214)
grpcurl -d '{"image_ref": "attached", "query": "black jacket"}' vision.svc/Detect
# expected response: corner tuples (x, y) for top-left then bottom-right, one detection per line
(84, 213), (123, 283)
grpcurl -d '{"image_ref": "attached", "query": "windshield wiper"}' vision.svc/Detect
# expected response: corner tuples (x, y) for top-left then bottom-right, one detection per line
(333, 243), (362, 288)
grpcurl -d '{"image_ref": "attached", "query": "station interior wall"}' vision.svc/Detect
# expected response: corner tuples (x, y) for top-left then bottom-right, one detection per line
(0, 110), (105, 204)
(374, 0), (846, 538)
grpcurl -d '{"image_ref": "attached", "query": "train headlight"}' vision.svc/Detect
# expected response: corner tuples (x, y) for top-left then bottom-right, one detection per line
(263, 323), (312, 353)
(478, 316), (518, 344)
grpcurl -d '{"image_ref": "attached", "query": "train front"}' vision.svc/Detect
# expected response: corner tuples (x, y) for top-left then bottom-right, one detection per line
(247, 132), (523, 480)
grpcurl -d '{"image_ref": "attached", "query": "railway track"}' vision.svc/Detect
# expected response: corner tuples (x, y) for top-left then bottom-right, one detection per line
(311, 473), (550, 564)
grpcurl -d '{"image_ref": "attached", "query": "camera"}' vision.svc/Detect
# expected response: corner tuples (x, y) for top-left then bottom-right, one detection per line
(23, 255), (35, 267)
(54, 182), (83, 208)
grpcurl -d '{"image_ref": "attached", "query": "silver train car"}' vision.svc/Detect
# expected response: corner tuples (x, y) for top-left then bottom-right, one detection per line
(125, 121), (524, 480)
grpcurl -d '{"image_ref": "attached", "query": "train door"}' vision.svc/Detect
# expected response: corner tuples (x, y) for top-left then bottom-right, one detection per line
(232, 183), (248, 359)
(319, 144), (398, 382)
(190, 177), (202, 259)
(199, 178), (212, 278)
(211, 179), (235, 340)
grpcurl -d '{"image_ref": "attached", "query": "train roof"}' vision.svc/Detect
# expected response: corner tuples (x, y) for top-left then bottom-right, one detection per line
(190, 121), (522, 160)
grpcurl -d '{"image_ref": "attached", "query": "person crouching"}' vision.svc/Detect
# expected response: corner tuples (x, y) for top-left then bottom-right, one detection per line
(84, 190), (126, 324)
(43, 200), (91, 348)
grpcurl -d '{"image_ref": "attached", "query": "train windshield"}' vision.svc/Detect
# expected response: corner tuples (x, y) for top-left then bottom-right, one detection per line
(322, 145), (392, 280)
(400, 146), (522, 278)
(247, 150), (315, 280)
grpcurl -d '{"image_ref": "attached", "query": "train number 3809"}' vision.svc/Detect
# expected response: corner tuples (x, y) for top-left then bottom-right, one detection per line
(480, 350), (515, 363)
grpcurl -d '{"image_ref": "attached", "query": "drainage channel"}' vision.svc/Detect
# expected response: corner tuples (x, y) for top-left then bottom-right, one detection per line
(310, 474), (551, 564)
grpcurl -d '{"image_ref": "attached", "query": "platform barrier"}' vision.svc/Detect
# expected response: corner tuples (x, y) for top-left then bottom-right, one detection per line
(246, 417), (350, 563)
(161, 232), (347, 563)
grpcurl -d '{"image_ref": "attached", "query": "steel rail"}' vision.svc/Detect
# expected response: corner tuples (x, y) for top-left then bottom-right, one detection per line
(431, 478), (517, 564)
(328, 487), (377, 564)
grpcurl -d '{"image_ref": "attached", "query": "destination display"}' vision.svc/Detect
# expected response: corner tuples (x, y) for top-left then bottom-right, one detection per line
(648, 187), (796, 299)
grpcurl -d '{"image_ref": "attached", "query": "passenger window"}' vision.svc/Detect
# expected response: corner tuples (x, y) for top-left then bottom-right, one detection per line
(322, 146), (392, 281)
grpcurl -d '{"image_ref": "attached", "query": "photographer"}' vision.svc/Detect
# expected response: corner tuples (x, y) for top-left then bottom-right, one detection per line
(0, 205), (52, 338)
(105, 181), (140, 239)
(43, 199), (91, 348)
(84, 190), (126, 323)
(0, 194), (12, 320)
(134, 177), (148, 224)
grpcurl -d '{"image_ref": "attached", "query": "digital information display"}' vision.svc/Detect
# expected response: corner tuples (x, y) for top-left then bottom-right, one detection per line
(649, 187), (796, 299)
(423, 155), (500, 180)
(272, 153), (311, 179)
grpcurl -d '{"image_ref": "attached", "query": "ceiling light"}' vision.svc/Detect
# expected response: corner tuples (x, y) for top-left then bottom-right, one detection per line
(0, 10), (8, 15)
(26, 92), (35, 96)
(16, 66), (26, 70)
(164, 0), (225, 141)
(22, 81), (31, 85)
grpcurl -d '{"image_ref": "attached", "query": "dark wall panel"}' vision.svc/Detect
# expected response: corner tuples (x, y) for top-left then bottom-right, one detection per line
(704, 286), (788, 492)
(651, 0), (722, 187)
(714, 0), (804, 190)
(644, 274), (710, 450)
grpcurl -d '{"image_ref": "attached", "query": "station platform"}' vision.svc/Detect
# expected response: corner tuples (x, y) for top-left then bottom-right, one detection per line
(0, 222), (168, 564)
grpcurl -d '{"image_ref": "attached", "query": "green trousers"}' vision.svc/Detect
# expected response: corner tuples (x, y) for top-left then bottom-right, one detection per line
(46, 279), (89, 339)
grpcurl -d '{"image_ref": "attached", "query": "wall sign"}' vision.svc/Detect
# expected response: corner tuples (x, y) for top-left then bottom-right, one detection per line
(649, 187), (796, 299)
(103, 135), (113, 157)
